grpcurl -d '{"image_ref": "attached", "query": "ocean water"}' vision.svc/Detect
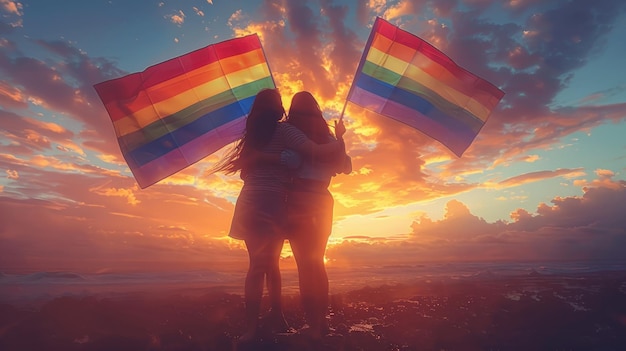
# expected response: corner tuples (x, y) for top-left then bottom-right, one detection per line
(327, 260), (626, 291)
(2, 260), (625, 303)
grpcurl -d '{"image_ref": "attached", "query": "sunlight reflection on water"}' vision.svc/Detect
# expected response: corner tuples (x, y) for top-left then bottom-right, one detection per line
(1, 260), (625, 303)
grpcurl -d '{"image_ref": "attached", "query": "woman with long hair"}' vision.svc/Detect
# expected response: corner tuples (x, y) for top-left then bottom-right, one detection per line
(212, 89), (345, 342)
(285, 91), (351, 339)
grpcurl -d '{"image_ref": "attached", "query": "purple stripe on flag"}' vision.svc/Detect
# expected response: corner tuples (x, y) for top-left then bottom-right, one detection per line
(130, 117), (246, 187)
(349, 87), (475, 156)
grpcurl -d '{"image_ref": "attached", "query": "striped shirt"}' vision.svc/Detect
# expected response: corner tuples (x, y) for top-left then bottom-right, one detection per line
(241, 123), (308, 193)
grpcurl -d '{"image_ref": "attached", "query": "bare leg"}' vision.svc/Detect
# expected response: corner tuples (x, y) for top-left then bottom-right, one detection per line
(241, 238), (264, 342)
(291, 236), (330, 338)
(241, 234), (288, 341)
(266, 238), (285, 311)
(288, 190), (333, 338)
(265, 239), (290, 332)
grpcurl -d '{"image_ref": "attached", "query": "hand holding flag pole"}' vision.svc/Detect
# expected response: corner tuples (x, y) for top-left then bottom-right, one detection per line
(334, 118), (346, 139)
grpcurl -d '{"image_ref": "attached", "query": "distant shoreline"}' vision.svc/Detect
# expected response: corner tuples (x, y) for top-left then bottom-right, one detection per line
(1, 269), (625, 350)
(2, 264), (626, 304)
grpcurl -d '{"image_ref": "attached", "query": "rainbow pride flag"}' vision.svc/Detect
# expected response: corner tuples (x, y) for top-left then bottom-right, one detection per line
(345, 17), (504, 157)
(94, 34), (274, 188)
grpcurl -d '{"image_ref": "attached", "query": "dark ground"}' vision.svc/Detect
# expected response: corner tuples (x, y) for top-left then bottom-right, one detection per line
(1, 271), (625, 351)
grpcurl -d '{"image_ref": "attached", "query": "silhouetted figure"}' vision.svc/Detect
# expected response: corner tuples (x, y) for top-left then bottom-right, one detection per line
(285, 91), (351, 340)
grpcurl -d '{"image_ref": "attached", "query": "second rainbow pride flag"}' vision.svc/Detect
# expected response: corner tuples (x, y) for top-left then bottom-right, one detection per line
(346, 17), (504, 157)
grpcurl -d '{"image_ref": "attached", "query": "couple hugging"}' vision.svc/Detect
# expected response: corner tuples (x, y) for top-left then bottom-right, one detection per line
(211, 89), (351, 343)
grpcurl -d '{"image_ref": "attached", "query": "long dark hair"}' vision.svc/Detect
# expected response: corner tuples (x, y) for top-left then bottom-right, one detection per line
(286, 91), (333, 144)
(211, 88), (285, 174)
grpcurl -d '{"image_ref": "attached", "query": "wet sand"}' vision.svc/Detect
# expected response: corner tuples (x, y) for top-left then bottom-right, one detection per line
(1, 271), (625, 350)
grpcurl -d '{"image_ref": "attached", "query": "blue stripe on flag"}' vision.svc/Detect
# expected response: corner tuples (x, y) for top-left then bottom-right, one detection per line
(355, 72), (483, 134)
(123, 95), (255, 168)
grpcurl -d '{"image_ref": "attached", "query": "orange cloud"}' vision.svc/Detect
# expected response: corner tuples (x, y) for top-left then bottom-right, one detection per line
(192, 6), (204, 17)
(167, 10), (185, 25)
(366, 0), (388, 15)
(55, 139), (85, 156)
(382, 0), (414, 21)
(494, 168), (586, 188)
(0, 0), (21, 14)
(573, 169), (623, 190)
(595, 169), (615, 178)
(0, 81), (27, 108)
(27, 118), (68, 134)
(90, 185), (140, 206)
(6, 169), (18, 179)
(522, 154), (540, 163)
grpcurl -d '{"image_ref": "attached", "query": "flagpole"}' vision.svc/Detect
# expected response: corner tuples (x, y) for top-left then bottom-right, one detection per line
(339, 101), (347, 122)
(340, 16), (382, 122)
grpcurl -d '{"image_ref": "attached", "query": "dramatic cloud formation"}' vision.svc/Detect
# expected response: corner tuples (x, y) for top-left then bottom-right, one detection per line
(327, 173), (626, 266)
(0, 0), (625, 273)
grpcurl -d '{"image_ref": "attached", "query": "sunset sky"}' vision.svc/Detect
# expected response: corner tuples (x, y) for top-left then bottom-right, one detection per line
(1, 0), (625, 273)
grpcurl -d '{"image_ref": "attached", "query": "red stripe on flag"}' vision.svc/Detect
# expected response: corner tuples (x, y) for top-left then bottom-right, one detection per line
(373, 19), (504, 101)
(94, 34), (262, 107)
